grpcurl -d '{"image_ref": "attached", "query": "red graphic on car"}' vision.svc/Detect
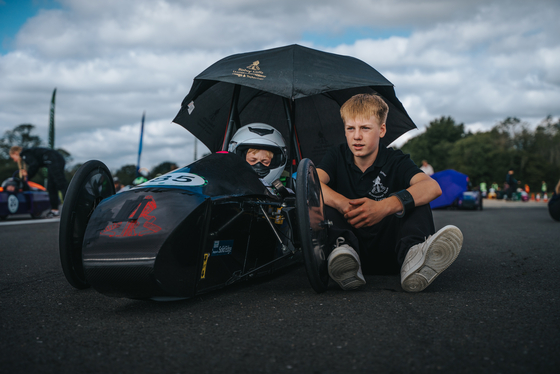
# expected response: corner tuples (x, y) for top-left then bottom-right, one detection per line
(101, 195), (162, 237)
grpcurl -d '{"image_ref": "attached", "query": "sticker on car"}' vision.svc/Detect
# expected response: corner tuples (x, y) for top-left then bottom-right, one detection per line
(212, 240), (234, 256)
(8, 194), (19, 213)
(140, 173), (208, 187)
(201, 253), (209, 279)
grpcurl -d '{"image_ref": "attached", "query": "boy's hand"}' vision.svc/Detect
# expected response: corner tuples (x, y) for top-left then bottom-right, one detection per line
(343, 198), (388, 228)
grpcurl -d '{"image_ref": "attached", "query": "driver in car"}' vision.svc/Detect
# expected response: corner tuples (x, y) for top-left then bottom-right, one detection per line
(245, 148), (273, 170)
(228, 123), (288, 187)
(317, 94), (463, 292)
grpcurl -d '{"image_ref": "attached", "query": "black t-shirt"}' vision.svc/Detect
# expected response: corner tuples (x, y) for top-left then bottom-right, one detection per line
(20, 147), (63, 179)
(318, 143), (421, 201)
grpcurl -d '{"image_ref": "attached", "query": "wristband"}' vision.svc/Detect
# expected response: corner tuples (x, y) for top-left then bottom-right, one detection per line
(390, 189), (415, 218)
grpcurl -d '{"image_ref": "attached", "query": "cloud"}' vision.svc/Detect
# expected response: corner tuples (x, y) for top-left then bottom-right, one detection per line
(329, 1), (560, 129)
(1, 0), (559, 171)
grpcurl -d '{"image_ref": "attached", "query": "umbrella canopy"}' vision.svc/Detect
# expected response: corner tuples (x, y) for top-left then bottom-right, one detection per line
(430, 169), (469, 209)
(173, 44), (416, 164)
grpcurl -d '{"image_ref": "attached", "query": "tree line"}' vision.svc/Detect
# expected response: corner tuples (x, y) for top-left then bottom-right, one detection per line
(400, 116), (560, 192)
(2, 116), (559, 193)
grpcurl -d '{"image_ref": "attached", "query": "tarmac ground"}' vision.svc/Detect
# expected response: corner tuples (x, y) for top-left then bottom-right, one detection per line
(1, 199), (558, 373)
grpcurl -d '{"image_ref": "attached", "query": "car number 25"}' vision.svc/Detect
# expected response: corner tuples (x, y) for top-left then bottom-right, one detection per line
(141, 172), (208, 187)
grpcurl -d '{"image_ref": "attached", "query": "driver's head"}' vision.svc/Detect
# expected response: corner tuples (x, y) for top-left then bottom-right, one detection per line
(245, 148), (273, 167)
(228, 123), (287, 184)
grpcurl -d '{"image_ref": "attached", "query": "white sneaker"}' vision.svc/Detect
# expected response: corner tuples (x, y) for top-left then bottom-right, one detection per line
(401, 225), (463, 292)
(328, 237), (366, 290)
(46, 210), (60, 218)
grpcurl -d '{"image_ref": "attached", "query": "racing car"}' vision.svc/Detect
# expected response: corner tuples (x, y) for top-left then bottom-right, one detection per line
(58, 44), (416, 300)
(59, 138), (328, 300)
(0, 176), (50, 220)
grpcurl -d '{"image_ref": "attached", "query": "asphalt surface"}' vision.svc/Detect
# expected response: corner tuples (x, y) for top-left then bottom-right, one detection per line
(1, 200), (558, 374)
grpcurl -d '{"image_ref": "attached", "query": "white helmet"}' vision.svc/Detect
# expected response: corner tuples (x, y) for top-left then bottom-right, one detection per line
(228, 123), (287, 184)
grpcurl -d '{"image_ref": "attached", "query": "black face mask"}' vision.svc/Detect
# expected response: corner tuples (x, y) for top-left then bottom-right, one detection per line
(251, 162), (270, 178)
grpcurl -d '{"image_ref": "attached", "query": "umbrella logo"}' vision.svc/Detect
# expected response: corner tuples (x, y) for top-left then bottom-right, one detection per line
(233, 61), (266, 81)
(247, 60), (260, 70)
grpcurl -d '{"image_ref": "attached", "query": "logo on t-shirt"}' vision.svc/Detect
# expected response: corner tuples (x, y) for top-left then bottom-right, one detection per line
(368, 173), (389, 200)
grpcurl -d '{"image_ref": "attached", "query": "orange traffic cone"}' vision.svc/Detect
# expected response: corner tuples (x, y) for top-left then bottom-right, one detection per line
(530, 193), (535, 201)
(536, 194), (541, 202)
(544, 193), (548, 202)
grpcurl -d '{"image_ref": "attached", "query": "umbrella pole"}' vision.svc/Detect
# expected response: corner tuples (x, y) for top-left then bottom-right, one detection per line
(283, 97), (300, 190)
(221, 85), (241, 151)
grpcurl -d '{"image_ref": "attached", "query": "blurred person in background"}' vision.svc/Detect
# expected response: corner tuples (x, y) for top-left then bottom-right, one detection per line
(420, 160), (434, 176)
(548, 179), (560, 222)
(505, 169), (517, 200)
(9, 146), (68, 217)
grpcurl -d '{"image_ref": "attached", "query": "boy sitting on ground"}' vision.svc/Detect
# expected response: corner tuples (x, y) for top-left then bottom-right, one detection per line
(317, 93), (463, 292)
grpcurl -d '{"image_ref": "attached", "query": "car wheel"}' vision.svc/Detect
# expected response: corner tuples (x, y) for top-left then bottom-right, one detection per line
(59, 160), (115, 289)
(296, 158), (329, 293)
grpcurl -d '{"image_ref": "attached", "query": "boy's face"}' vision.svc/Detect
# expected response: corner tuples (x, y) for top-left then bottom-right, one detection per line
(344, 115), (386, 160)
(10, 153), (21, 163)
(246, 149), (272, 167)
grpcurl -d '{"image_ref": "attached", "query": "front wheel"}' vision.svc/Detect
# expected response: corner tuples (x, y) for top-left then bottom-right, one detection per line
(59, 160), (115, 289)
(296, 158), (329, 293)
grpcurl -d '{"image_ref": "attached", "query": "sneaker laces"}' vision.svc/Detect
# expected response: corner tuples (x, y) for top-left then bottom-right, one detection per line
(335, 237), (346, 248)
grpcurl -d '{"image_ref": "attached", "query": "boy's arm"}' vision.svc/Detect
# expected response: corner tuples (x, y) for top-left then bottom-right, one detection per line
(317, 168), (351, 214)
(405, 172), (442, 208)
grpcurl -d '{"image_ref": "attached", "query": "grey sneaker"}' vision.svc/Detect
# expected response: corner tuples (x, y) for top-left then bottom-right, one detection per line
(328, 237), (366, 290)
(401, 225), (463, 292)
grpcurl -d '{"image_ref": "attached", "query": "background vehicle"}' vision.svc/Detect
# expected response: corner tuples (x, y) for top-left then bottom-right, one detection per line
(430, 169), (482, 210)
(0, 177), (50, 220)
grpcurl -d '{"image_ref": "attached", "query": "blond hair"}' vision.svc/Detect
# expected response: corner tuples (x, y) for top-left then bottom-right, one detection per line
(9, 146), (25, 178)
(340, 94), (389, 126)
(9, 146), (22, 155)
(247, 148), (273, 159)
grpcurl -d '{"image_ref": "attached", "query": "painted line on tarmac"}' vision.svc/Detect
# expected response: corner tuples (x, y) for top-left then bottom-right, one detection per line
(0, 218), (59, 226)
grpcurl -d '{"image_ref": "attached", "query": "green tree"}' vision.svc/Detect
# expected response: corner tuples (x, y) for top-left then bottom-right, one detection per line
(0, 124), (43, 158)
(491, 116), (559, 192)
(114, 164), (137, 186)
(400, 116), (466, 172)
(533, 116), (560, 167)
(449, 131), (512, 187)
(149, 161), (179, 178)
(402, 115), (560, 192)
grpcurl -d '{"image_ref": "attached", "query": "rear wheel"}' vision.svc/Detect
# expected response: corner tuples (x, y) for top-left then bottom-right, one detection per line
(59, 160), (115, 289)
(296, 158), (329, 293)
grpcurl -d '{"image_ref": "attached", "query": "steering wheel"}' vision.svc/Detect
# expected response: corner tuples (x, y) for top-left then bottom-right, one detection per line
(296, 158), (330, 293)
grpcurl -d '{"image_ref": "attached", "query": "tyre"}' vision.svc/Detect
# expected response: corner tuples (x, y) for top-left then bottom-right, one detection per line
(59, 160), (115, 289)
(296, 158), (329, 293)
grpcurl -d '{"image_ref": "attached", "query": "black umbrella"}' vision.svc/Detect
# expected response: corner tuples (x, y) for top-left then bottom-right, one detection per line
(173, 44), (416, 165)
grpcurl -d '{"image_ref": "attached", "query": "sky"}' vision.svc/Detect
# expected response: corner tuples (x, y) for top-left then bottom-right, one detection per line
(1, 0), (559, 172)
